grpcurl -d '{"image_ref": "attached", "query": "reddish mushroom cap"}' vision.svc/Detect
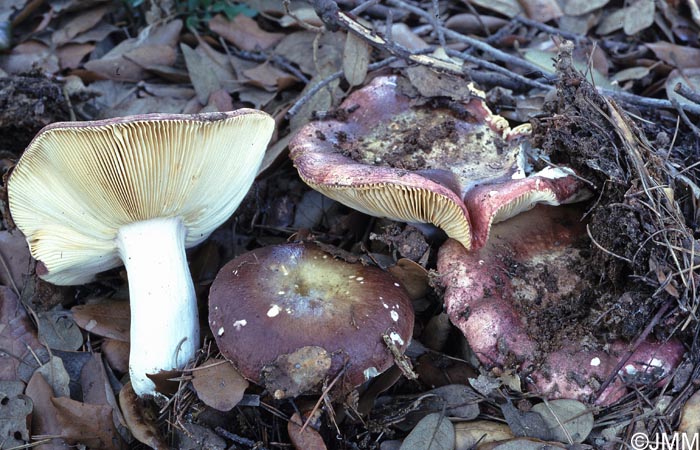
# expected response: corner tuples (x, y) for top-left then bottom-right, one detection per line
(290, 75), (590, 250)
(437, 205), (684, 404)
(208, 242), (414, 398)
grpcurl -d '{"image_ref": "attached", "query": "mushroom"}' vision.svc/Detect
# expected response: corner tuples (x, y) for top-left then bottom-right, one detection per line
(289, 74), (590, 250)
(208, 242), (414, 398)
(437, 204), (684, 404)
(7, 110), (275, 397)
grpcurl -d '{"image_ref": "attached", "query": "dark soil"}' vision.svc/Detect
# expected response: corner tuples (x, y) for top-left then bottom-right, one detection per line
(0, 73), (70, 154)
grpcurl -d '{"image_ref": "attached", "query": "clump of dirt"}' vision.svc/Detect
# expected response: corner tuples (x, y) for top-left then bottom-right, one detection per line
(0, 73), (70, 154)
(530, 42), (692, 340)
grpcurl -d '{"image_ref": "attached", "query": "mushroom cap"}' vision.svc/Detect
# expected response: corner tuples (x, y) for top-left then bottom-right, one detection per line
(8, 110), (275, 285)
(290, 75), (589, 250)
(208, 242), (414, 396)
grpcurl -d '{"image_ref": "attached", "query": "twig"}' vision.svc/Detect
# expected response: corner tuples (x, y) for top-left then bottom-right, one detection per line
(385, 0), (557, 79)
(214, 427), (270, 450)
(674, 81), (700, 105)
(514, 16), (587, 43)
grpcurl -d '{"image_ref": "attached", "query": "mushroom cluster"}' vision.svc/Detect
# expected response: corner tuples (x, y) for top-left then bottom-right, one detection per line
(289, 75), (590, 251)
(8, 110), (275, 397)
(208, 242), (414, 398)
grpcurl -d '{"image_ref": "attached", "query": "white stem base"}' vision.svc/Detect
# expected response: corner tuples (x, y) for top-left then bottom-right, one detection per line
(116, 217), (199, 397)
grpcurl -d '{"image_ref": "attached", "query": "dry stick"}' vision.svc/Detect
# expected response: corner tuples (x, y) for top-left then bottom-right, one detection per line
(385, 0), (555, 78)
(444, 48), (551, 90)
(675, 81), (700, 105)
(594, 300), (673, 400)
(514, 16), (586, 43)
(214, 427), (269, 450)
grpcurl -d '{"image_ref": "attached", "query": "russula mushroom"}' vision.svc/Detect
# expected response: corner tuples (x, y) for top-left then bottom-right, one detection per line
(208, 242), (414, 398)
(8, 110), (275, 397)
(289, 75), (590, 250)
(437, 205), (684, 404)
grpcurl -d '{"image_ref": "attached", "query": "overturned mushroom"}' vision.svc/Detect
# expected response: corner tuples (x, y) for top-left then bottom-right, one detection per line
(290, 74), (590, 250)
(437, 205), (684, 404)
(8, 110), (275, 397)
(208, 242), (414, 398)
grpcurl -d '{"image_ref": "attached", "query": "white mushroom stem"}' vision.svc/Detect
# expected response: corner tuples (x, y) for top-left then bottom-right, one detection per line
(116, 216), (199, 397)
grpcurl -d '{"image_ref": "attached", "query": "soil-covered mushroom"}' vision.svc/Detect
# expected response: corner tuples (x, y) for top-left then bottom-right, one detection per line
(208, 242), (414, 398)
(289, 74), (590, 250)
(437, 205), (684, 404)
(8, 110), (275, 397)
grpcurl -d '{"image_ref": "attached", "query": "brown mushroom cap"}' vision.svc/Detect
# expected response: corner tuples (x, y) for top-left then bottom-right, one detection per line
(208, 242), (414, 397)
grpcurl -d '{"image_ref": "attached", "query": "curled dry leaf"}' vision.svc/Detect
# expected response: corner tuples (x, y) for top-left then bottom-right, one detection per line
(118, 382), (167, 449)
(72, 300), (130, 342)
(400, 413), (455, 450)
(192, 358), (249, 412)
(101, 338), (130, 374)
(288, 412), (328, 450)
(387, 258), (429, 301)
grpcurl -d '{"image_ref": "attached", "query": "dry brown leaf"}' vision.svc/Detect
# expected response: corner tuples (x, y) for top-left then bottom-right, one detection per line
(36, 356), (70, 398)
(679, 388), (700, 435)
(444, 14), (509, 34)
(52, 396), (122, 450)
(192, 358), (249, 411)
(119, 382), (167, 449)
(563, 0), (608, 16)
(0, 287), (41, 381)
(25, 371), (71, 450)
(72, 300), (130, 342)
(596, 8), (626, 34)
(387, 23), (429, 51)
(520, 0), (563, 21)
(387, 259), (429, 300)
(83, 20), (181, 81)
(204, 89), (234, 112)
(56, 43), (95, 69)
(624, 0), (655, 35)
(37, 309), (83, 351)
(278, 6), (323, 27)
(242, 62), (298, 91)
(51, 5), (111, 46)
(454, 420), (513, 449)
(209, 14), (283, 51)
(101, 339), (130, 374)
(647, 42), (700, 68)
(181, 43), (221, 104)
(467, 0), (523, 18)
(288, 412), (327, 450)
(0, 229), (31, 291)
(0, 40), (59, 74)
(343, 31), (370, 86)
(274, 31), (344, 76)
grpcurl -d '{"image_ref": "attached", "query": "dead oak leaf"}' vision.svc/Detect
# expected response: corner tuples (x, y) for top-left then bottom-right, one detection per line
(209, 14), (283, 51)
(52, 396), (122, 450)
